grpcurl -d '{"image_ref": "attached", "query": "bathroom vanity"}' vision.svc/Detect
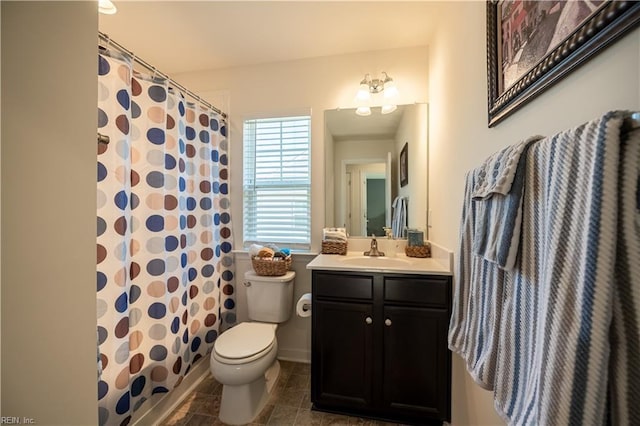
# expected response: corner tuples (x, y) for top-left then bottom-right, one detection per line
(306, 251), (452, 425)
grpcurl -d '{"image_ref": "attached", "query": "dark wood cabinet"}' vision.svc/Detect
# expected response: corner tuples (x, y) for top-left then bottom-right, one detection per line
(313, 300), (374, 408)
(311, 270), (452, 425)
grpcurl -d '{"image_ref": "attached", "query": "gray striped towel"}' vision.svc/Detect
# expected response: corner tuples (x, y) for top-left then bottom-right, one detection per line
(391, 196), (407, 238)
(472, 136), (543, 270)
(448, 169), (505, 390)
(449, 111), (640, 424)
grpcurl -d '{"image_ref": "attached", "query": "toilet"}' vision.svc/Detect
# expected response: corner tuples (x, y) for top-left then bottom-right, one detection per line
(210, 269), (295, 425)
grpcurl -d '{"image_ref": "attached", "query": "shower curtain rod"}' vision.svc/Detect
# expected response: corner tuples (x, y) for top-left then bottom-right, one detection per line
(98, 31), (227, 120)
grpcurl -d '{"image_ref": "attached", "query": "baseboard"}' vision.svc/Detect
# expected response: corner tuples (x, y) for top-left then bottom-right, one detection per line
(277, 348), (311, 364)
(131, 357), (210, 426)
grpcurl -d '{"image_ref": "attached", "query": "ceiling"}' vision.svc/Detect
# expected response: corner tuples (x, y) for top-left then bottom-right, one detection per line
(98, 1), (442, 75)
(325, 105), (407, 141)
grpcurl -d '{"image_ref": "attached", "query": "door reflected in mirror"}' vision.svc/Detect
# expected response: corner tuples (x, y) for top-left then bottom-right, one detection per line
(324, 104), (428, 238)
(345, 161), (388, 237)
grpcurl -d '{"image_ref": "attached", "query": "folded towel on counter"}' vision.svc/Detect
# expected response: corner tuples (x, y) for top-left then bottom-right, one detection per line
(322, 227), (347, 242)
(471, 136), (542, 270)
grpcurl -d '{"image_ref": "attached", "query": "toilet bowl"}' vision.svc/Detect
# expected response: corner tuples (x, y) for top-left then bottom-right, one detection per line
(210, 270), (295, 425)
(210, 322), (280, 424)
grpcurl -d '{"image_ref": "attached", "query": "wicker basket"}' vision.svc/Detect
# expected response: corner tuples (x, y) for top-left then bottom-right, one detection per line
(322, 240), (347, 255)
(251, 256), (292, 276)
(405, 244), (431, 258)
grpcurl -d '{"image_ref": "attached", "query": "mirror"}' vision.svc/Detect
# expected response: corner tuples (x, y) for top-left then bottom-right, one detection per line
(324, 103), (428, 238)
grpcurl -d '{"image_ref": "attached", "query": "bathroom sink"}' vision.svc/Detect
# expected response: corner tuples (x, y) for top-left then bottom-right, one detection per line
(336, 256), (412, 268)
(306, 249), (453, 275)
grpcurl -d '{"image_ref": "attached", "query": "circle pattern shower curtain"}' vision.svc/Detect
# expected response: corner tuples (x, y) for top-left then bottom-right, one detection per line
(96, 50), (235, 425)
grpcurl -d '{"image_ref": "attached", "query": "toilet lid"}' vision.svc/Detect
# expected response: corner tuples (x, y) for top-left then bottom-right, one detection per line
(244, 270), (296, 282)
(215, 322), (276, 359)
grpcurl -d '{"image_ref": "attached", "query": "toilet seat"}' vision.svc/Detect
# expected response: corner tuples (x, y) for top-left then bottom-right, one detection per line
(214, 322), (276, 365)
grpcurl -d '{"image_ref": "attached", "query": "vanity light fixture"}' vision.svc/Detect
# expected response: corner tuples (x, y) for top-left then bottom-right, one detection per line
(99, 0), (117, 14)
(355, 72), (398, 116)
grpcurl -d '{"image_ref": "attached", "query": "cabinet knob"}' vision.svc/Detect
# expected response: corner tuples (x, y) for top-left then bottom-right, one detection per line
(385, 318), (392, 326)
(365, 316), (373, 325)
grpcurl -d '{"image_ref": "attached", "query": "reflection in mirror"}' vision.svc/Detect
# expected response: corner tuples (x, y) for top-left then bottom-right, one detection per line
(344, 160), (389, 237)
(324, 104), (428, 238)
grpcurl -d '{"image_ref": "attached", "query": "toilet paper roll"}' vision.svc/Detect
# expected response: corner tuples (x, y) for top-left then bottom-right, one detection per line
(296, 293), (312, 318)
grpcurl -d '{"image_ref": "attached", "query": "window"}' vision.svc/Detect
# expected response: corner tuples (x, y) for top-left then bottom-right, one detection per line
(243, 115), (311, 250)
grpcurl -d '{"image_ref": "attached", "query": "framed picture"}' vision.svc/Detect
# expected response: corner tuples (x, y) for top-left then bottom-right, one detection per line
(487, 0), (640, 127)
(400, 142), (408, 187)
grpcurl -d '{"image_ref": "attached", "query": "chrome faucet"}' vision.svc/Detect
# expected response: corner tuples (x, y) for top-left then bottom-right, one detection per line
(364, 234), (385, 257)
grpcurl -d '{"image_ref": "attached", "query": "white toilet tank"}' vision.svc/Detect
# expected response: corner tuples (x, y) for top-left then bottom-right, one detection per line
(244, 270), (295, 323)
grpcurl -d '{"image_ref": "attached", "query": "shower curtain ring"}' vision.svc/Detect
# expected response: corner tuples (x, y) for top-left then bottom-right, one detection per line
(99, 34), (110, 51)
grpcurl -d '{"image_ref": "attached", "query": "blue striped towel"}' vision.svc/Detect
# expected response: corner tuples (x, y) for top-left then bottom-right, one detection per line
(448, 169), (505, 390)
(471, 136), (542, 270)
(450, 111), (640, 424)
(391, 196), (407, 238)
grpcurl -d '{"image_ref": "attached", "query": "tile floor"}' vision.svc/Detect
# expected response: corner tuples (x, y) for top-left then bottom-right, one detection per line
(160, 360), (403, 426)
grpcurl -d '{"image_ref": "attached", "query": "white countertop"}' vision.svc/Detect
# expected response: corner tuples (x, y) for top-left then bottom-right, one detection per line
(306, 244), (452, 276)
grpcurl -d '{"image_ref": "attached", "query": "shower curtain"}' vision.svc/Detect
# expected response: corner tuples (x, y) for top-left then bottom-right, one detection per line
(96, 49), (235, 425)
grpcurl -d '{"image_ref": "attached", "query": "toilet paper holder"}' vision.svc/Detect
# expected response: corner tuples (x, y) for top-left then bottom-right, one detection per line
(296, 293), (312, 317)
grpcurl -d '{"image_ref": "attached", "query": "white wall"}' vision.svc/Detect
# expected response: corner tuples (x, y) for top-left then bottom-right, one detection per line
(1, 2), (98, 424)
(428, 2), (640, 425)
(395, 102), (429, 233)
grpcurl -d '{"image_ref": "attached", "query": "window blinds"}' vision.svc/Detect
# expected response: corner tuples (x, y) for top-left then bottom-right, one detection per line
(243, 115), (311, 249)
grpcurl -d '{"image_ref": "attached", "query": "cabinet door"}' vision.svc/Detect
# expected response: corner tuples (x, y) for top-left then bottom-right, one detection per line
(382, 305), (451, 421)
(312, 300), (374, 409)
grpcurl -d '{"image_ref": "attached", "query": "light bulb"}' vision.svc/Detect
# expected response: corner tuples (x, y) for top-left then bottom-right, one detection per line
(99, 0), (117, 14)
(357, 82), (371, 101)
(356, 106), (371, 116)
(381, 104), (397, 115)
(383, 80), (398, 98)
